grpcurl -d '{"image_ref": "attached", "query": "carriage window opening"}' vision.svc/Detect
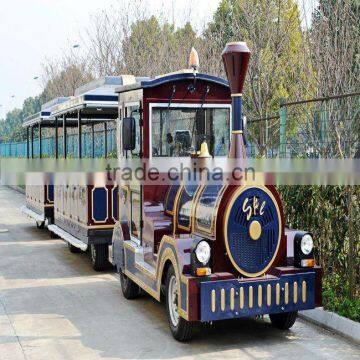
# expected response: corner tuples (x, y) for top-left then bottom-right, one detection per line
(126, 105), (141, 157)
(151, 107), (230, 157)
(130, 189), (141, 239)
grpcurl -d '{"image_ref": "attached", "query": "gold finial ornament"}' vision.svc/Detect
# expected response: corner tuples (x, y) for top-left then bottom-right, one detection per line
(188, 47), (199, 71)
(198, 140), (211, 158)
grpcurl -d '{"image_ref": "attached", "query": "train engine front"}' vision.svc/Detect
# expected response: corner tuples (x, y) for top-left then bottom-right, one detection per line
(182, 42), (322, 328)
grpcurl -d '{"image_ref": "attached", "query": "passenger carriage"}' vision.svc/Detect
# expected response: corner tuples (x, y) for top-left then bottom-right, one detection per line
(21, 97), (69, 228)
(46, 76), (144, 270)
(110, 43), (322, 341)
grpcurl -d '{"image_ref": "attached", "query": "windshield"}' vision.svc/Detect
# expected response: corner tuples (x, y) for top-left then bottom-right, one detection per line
(151, 107), (230, 157)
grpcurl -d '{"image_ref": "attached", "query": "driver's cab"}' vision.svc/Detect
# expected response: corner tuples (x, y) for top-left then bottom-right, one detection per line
(115, 69), (231, 268)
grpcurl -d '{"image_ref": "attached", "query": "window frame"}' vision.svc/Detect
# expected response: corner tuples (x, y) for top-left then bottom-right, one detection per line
(148, 102), (232, 158)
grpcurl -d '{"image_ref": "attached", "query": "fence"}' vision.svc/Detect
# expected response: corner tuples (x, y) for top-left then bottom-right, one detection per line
(0, 127), (117, 158)
(246, 91), (360, 158)
(1, 93), (359, 158)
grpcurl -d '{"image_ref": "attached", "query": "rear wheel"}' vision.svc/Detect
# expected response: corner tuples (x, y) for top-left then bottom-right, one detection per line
(165, 265), (194, 341)
(36, 221), (45, 229)
(119, 268), (140, 299)
(269, 311), (298, 330)
(90, 244), (108, 271)
(68, 242), (81, 253)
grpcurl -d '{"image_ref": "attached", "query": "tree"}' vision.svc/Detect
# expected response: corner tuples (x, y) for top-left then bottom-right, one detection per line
(201, 0), (315, 155)
(122, 16), (200, 77)
(41, 52), (93, 101)
(0, 95), (43, 142)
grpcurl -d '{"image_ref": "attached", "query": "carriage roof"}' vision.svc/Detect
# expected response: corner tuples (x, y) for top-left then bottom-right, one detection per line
(50, 75), (142, 119)
(22, 97), (69, 128)
(115, 70), (229, 94)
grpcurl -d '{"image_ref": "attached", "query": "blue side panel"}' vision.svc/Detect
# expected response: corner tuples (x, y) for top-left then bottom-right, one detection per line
(112, 186), (118, 221)
(200, 272), (315, 322)
(92, 187), (108, 222)
(48, 185), (54, 202)
(178, 185), (198, 229)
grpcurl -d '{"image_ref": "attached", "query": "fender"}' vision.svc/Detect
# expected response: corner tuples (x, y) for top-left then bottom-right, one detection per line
(112, 220), (130, 271)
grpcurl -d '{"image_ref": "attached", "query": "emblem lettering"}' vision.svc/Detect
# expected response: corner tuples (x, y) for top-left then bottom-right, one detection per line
(242, 196), (266, 220)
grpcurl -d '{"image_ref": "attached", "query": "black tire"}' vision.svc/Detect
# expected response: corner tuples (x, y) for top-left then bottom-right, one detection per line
(36, 221), (45, 229)
(269, 311), (298, 330)
(90, 244), (109, 271)
(119, 268), (140, 299)
(50, 231), (59, 239)
(68, 242), (81, 253)
(165, 265), (195, 341)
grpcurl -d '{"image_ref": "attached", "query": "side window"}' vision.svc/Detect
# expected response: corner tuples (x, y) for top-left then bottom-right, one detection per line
(126, 105), (141, 157)
(130, 187), (141, 240)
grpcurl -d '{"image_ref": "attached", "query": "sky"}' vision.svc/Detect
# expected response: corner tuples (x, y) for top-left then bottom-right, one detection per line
(0, 0), (317, 120)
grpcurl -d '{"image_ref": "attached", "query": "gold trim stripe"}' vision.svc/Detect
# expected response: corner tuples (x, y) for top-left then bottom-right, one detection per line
(211, 290), (216, 312)
(285, 282), (289, 305)
(221, 289), (225, 311)
(294, 282), (298, 304)
(230, 288), (235, 310)
(240, 287), (244, 309)
(302, 281), (307, 303)
(232, 130), (243, 134)
(276, 283), (280, 305)
(258, 285), (262, 307)
(267, 284), (271, 306)
(231, 93), (243, 97)
(249, 286), (253, 308)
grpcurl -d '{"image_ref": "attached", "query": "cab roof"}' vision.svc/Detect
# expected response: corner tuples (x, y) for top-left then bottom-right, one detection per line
(115, 70), (229, 94)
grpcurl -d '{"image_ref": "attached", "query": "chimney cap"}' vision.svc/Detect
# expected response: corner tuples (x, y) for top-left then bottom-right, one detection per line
(222, 41), (251, 95)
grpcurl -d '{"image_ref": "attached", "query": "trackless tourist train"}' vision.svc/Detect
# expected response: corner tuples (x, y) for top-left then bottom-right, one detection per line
(21, 41), (322, 341)
(110, 43), (322, 341)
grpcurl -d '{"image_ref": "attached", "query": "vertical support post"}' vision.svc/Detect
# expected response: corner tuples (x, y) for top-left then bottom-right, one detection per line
(39, 122), (42, 158)
(31, 126), (34, 159)
(78, 110), (82, 158)
(55, 117), (58, 159)
(63, 114), (67, 159)
(91, 123), (95, 158)
(279, 100), (287, 157)
(320, 101), (328, 156)
(104, 122), (108, 158)
(26, 127), (30, 159)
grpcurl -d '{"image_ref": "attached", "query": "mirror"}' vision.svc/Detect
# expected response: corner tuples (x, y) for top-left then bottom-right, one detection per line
(122, 117), (136, 151)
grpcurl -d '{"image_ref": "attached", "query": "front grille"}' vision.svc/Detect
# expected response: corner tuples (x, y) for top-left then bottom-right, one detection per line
(200, 272), (316, 322)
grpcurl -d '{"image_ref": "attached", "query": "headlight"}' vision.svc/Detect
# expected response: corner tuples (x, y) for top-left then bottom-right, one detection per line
(301, 234), (313, 255)
(195, 241), (211, 265)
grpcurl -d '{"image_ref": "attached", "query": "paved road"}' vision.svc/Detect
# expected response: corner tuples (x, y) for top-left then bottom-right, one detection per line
(0, 186), (358, 360)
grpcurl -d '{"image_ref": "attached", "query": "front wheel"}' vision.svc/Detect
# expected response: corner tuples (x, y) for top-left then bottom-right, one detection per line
(269, 311), (298, 330)
(90, 244), (109, 271)
(165, 265), (195, 341)
(119, 268), (140, 299)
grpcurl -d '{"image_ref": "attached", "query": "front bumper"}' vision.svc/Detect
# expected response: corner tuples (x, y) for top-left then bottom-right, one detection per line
(200, 271), (315, 322)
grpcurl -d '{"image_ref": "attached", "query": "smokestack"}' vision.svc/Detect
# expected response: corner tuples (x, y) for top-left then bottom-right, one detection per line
(222, 42), (251, 158)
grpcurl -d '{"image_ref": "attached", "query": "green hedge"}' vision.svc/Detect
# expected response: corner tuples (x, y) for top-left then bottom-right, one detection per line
(278, 186), (360, 322)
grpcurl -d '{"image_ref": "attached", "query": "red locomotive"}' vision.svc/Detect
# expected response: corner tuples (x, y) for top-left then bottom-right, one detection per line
(111, 43), (322, 341)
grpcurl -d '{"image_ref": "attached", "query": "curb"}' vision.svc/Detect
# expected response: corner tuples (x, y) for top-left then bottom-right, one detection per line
(299, 307), (360, 344)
